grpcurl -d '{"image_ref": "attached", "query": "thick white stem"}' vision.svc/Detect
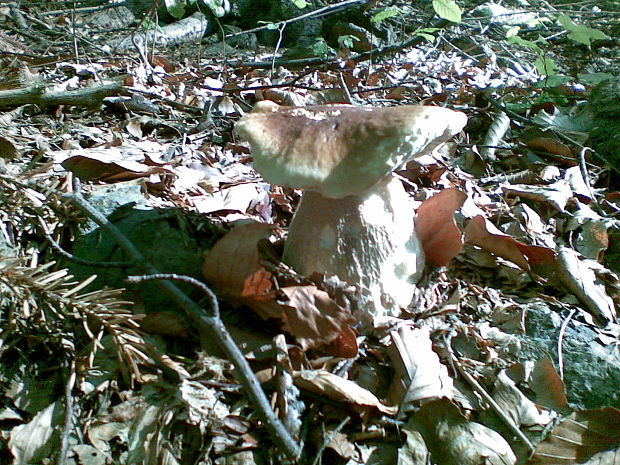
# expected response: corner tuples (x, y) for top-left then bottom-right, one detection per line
(282, 176), (424, 318)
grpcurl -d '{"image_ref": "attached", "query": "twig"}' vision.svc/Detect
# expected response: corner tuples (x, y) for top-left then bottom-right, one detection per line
(38, 217), (132, 268)
(577, 147), (596, 202)
(127, 273), (218, 317)
(557, 308), (576, 381)
(57, 358), (76, 465)
(0, 81), (125, 109)
(230, 31), (430, 69)
(310, 416), (351, 465)
(64, 184), (301, 460)
(447, 348), (535, 453)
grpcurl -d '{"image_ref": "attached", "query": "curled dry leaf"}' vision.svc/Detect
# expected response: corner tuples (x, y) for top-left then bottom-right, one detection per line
(203, 223), (355, 352)
(414, 399), (517, 465)
(502, 180), (574, 212)
(555, 247), (617, 323)
(492, 370), (554, 428)
(280, 286), (356, 351)
(58, 146), (171, 182)
(293, 370), (397, 416)
(388, 326), (454, 410)
(527, 407), (620, 465)
(416, 188), (467, 266)
(464, 215), (556, 275)
(203, 222), (280, 318)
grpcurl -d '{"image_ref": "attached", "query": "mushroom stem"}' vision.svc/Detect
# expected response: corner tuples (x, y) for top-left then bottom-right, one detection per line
(282, 175), (423, 318)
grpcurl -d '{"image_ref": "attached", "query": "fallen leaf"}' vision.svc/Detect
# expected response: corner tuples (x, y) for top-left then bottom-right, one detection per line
(388, 326), (454, 410)
(463, 214), (558, 277)
(203, 223), (355, 350)
(280, 286), (355, 352)
(555, 247), (616, 322)
(416, 188), (467, 266)
(527, 407), (620, 465)
(293, 370), (397, 416)
(530, 358), (569, 412)
(413, 398), (517, 465)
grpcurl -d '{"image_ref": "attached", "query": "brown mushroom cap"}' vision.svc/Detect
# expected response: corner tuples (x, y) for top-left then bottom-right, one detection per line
(235, 100), (467, 198)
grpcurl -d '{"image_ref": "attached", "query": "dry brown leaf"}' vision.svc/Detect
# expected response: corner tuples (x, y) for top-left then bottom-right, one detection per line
(0, 135), (18, 160)
(293, 370), (398, 416)
(204, 224), (354, 350)
(325, 430), (357, 460)
(140, 311), (188, 337)
(280, 286), (355, 352)
(415, 399), (517, 465)
(203, 222), (281, 319)
(556, 247), (617, 322)
(416, 188), (467, 266)
(527, 407), (620, 465)
(203, 222), (274, 299)
(388, 326), (454, 409)
(464, 215), (556, 273)
(61, 153), (164, 182)
(492, 370), (554, 427)
(530, 358), (569, 412)
(323, 326), (358, 359)
(502, 180), (574, 212)
(526, 136), (576, 161)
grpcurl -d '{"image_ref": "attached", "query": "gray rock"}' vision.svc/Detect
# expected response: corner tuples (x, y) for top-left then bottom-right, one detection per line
(67, 184), (205, 312)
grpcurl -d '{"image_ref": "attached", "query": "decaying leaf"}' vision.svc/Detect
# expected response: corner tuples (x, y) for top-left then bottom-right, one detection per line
(412, 398), (517, 465)
(464, 215), (556, 273)
(57, 145), (171, 182)
(556, 247), (617, 322)
(388, 326), (454, 411)
(280, 286), (355, 351)
(8, 402), (62, 465)
(527, 407), (620, 465)
(530, 358), (569, 412)
(203, 222), (278, 314)
(293, 370), (398, 416)
(492, 370), (554, 427)
(502, 180), (574, 212)
(203, 223), (355, 351)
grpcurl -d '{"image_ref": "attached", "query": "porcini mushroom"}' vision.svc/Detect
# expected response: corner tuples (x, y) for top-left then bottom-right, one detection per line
(235, 100), (467, 319)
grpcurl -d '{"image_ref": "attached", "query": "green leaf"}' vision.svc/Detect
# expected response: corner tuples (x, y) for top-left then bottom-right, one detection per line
(415, 32), (437, 42)
(577, 72), (615, 85)
(507, 35), (542, 54)
(432, 0), (462, 23)
(312, 38), (331, 58)
(557, 14), (575, 30)
(535, 56), (557, 76)
(371, 6), (400, 23)
(164, 0), (186, 19)
(292, 0), (308, 9)
(202, 0), (228, 17)
(414, 28), (440, 42)
(337, 35), (360, 49)
(505, 26), (521, 38)
(567, 25), (609, 46)
(537, 74), (571, 87)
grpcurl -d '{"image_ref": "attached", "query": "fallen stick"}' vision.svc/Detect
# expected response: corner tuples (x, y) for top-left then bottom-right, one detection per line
(0, 81), (124, 109)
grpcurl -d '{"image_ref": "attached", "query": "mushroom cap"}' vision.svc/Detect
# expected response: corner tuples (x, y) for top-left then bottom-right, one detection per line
(235, 100), (467, 198)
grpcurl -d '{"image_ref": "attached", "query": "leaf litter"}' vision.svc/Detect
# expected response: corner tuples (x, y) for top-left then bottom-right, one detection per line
(0, 1), (619, 464)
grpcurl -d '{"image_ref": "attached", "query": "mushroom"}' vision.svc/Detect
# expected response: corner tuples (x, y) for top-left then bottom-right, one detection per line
(235, 100), (467, 319)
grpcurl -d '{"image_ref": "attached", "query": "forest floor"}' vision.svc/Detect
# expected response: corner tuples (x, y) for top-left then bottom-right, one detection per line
(0, 0), (619, 464)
